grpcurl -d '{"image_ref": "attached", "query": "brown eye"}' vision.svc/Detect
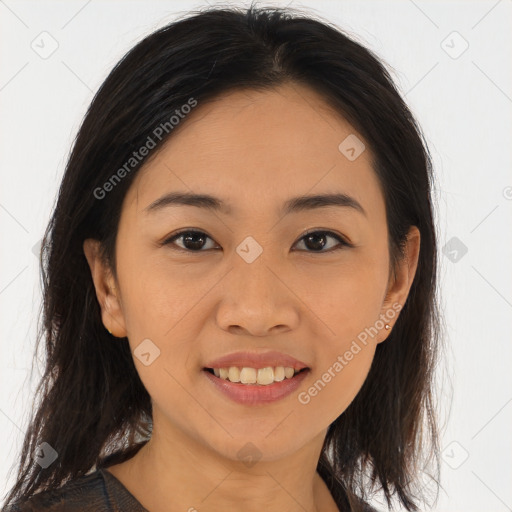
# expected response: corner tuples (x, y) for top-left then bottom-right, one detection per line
(293, 230), (351, 253)
(163, 230), (219, 252)
(163, 229), (352, 254)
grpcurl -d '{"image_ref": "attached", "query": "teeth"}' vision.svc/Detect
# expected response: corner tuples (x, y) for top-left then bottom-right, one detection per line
(273, 366), (285, 382)
(284, 367), (295, 379)
(228, 366), (240, 382)
(257, 367), (274, 385)
(240, 367), (257, 384)
(211, 366), (301, 385)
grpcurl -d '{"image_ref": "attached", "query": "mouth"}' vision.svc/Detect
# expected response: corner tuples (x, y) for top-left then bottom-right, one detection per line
(203, 366), (310, 386)
(202, 366), (311, 405)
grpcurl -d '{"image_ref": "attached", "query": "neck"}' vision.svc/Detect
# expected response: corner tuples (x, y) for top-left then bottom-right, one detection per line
(107, 411), (338, 512)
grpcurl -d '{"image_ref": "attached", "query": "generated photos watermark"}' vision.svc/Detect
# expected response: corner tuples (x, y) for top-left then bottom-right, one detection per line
(93, 97), (198, 200)
(297, 302), (402, 405)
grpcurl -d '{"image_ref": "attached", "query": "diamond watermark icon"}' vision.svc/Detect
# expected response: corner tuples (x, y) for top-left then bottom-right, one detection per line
(237, 442), (263, 468)
(134, 338), (161, 366)
(31, 238), (42, 258)
(441, 31), (469, 59)
(442, 440), (469, 470)
(31, 31), (59, 60)
(236, 236), (263, 264)
(338, 134), (365, 161)
(35, 442), (58, 469)
(442, 236), (468, 263)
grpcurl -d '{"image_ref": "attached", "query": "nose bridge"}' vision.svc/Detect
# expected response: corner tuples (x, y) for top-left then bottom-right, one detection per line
(216, 238), (298, 334)
(232, 239), (277, 302)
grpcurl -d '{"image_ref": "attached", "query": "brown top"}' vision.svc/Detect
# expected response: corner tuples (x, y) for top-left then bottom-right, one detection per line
(3, 469), (148, 512)
(4, 468), (379, 512)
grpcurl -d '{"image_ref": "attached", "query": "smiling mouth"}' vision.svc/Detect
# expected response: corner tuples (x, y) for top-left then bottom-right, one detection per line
(203, 367), (309, 386)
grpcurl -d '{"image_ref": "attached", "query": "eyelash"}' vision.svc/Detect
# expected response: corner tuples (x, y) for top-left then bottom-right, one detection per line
(161, 229), (353, 253)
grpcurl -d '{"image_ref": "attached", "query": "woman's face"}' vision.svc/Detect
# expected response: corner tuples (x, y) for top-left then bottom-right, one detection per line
(85, 82), (419, 463)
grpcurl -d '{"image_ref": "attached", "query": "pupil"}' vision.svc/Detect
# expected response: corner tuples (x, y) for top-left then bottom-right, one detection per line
(305, 233), (326, 251)
(184, 233), (205, 250)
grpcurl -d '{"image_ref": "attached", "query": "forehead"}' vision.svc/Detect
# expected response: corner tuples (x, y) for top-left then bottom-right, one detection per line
(127, 82), (385, 221)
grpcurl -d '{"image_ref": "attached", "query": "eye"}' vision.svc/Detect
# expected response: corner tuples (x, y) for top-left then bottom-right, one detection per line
(162, 229), (353, 253)
(293, 230), (352, 253)
(162, 230), (220, 252)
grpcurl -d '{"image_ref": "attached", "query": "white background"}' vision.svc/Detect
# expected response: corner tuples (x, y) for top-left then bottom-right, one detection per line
(1, 1), (511, 510)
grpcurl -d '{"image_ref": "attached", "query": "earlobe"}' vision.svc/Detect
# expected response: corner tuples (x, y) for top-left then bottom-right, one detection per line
(376, 321), (394, 345)
(82, 239), (127, 338)
(377, 226), (421, 344)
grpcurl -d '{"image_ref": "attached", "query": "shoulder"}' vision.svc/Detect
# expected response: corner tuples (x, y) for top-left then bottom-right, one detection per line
(2, 468), (144, 512)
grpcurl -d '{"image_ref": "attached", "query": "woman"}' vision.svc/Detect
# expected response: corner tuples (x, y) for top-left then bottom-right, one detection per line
(2, 4), (441, 512)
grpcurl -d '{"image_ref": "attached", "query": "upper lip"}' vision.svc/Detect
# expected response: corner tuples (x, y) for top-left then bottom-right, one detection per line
(204, 350), (310, 371)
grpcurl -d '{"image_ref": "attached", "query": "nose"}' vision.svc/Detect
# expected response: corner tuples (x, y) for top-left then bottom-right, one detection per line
(215, 256), (300, 337)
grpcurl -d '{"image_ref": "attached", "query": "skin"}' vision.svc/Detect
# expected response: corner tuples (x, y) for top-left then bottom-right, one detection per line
(84, 82), (420, 512)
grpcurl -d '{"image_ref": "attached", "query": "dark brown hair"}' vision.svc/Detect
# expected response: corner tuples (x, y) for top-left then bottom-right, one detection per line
(3, 4), (441, 511)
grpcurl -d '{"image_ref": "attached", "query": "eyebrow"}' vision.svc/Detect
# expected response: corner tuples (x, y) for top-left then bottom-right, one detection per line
(144, 191), (366, 217)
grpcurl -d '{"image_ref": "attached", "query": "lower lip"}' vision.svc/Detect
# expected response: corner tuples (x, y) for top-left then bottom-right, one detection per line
(202, 369), (310, 405)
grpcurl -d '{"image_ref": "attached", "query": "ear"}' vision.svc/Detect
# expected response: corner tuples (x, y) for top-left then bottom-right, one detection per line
(83, 238), (127, 338)
(377, 226), (421, 344)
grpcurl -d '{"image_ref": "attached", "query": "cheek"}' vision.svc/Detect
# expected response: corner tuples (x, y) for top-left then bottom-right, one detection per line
(297, 338), (376, 428)
(291, 260), (385, 418)
(116, 249), (207, 387)
(294, 255), (388, 339)
(116, 246), (193, 337)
